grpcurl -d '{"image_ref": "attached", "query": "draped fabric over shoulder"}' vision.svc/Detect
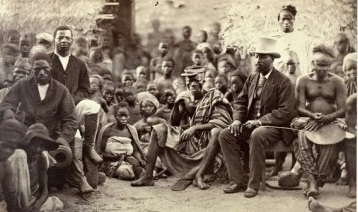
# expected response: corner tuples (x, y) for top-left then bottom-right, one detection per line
(152, 89), (232, 179)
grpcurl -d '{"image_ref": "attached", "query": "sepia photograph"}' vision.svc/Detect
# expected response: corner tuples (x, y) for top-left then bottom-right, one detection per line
(0, 0), (356, 211)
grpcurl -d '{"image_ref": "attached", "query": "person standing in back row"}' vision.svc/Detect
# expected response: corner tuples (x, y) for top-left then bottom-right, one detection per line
(48, 25), (103, 193)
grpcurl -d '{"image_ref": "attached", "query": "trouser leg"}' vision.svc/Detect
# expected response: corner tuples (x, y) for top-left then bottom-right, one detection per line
(83, 113), (103, 163)
(248, 127), (281, 191)
(219, 128), (248, 184)
(69, 138), (93, 193)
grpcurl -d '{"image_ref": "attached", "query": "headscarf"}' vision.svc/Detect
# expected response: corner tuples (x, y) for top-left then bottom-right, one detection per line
(343, 52), (357, 72)
(136, 91), (160, 109)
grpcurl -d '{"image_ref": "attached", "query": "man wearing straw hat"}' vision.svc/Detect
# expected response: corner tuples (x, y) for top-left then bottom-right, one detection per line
(219, 37), (296, 198)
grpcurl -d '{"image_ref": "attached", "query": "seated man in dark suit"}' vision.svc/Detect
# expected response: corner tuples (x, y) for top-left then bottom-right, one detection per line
(219, 37), (296, 198)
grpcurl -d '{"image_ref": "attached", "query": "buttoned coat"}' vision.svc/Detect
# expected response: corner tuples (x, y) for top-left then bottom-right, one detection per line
(49, 53), (90, 104)
(233, 68), (297, 144)
(0, 76), (77, 142)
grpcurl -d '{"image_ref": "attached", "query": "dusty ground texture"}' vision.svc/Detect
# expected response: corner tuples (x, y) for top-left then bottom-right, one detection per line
(54, 176), (354, 212)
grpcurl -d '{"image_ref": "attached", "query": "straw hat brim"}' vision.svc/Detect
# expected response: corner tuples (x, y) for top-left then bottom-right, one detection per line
(305, 123), (346, 145)
(251, 50), (281, 58)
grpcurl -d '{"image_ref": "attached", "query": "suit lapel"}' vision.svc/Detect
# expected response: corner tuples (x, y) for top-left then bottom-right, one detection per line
(42, 79), (55, 103)
(248, 73), (259, 111)
(28, 77), (42, 103)
(260, 69), (277, 107)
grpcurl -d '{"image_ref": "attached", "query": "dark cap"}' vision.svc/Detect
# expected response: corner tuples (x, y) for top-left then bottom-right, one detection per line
(23, 123), (61, 151)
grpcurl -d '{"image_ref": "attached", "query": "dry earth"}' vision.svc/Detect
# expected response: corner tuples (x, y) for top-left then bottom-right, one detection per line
(54, 154), (355, 212)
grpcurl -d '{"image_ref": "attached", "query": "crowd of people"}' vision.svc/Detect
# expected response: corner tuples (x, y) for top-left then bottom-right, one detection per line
(0, 4), (356, 212)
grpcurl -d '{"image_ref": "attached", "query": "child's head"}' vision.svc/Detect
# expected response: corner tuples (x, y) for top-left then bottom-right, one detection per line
(214, 74), (228, 94)
(115, 87), (124, 103)
(121, 71), (135, 87)
(146, 82), (159, 98)
(103, 83), (115, 104)
(217, 56), (236, 75)
(123, 86), (137, 105)
(134, 78), (148, 93)
(161, 88), (176, 105)
(202, 47), (214, 63)
(172, 78), (186, 95)
(136, 66), (148, 81)
(192, 49), (204, 66)
(89, 74), (104, 94)
(137, 92), (160, 118)
(197, 30), (208, 43)
(113, 104), (130, 126)
(204, 70), (217, 84)
(343, 53), (357, 81)
(162, 58), (175, 77)
(230, 70), (247, 94)
(1, 43), (20, 65)
(158, 42), (169, 55)
(281, 50), (300, 74)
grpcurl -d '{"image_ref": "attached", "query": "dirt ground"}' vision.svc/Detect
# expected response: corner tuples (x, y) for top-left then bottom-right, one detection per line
(54, 154), (355, 212)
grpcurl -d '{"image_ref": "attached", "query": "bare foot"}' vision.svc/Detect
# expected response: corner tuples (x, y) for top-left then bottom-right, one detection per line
(305, 180), (319, 198)
(335, 177), (348, 186)
(194, 176), (210, 190)
(347, 184), (356, 198)
(131, 177), (155, 187)
(308, 197), (335, 212)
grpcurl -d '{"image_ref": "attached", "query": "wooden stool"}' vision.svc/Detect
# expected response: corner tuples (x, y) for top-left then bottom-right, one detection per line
(261, 140), (294, 191)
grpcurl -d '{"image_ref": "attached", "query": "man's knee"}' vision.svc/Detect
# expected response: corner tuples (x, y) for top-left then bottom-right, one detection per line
(250, 127), (272, 147)
(218, 128), (233, 147)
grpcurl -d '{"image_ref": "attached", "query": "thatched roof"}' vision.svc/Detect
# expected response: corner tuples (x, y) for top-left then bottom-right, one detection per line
(219, 0), (357, 48)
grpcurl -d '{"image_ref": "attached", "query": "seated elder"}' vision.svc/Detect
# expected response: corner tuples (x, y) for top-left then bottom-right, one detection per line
(131, 69), (232, 188)
(293, 44), (347, 198)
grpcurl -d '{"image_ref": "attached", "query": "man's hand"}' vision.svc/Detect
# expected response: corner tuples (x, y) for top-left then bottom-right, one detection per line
(3, 109), (15, 120)
(228, 120), (243, 137)
(180, 127), (197, 141)
(243, 120), (261, 130)
(304, 120), (322, 131)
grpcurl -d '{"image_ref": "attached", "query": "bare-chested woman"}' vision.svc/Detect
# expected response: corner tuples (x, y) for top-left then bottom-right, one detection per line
(293, 45), (347, 198)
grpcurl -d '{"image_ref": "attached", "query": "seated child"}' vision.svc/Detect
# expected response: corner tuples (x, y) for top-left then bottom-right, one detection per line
(123, 86), (141, 125)
(224, 70), (247, 103)
(214, 74), (228, 94)
(98, 105), (146, 180)
(157, 88), (176, 122)
(17, 123), (63, 212)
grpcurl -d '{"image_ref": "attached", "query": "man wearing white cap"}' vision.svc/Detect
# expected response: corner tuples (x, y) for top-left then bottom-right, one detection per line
(219, 37), (296, 198)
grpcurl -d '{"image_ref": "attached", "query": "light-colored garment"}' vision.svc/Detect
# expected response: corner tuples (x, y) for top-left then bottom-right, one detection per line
(55, 53), (70, 71)
(2, 149), (31, 210)
(105, 136), (134, 156)
(75, 99), (101, 137)
(37, 84), (49, 101)
(273, 30), (311, 75)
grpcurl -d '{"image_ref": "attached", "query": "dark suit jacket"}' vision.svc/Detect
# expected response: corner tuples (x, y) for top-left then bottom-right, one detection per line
(49, 53), (90, 104)
(233, 68), (297, 144)
(0, 76), (77, 142)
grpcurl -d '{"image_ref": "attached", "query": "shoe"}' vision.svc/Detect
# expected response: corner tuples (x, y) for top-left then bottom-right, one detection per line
(223, 183), (246, 194)
(84, 146), (103, 164)
(244, 188), (258, 198)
